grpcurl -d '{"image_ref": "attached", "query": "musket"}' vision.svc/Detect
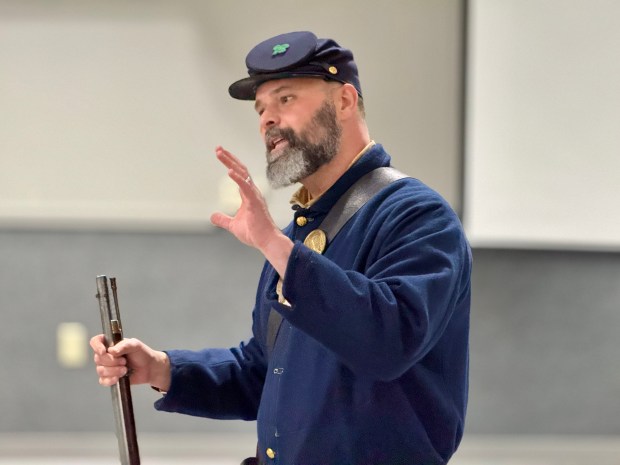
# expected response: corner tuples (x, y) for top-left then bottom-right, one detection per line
(95, 275), (141, 465)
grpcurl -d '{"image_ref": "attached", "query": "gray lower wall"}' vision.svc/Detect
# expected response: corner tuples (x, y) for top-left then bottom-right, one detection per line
(1, 230), (619, 435)
(467, 248), (620, 435)
(0, 230), (261, 434)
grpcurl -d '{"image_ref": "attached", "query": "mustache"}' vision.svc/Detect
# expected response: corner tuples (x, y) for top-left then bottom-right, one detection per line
(265, 126), (298, 151)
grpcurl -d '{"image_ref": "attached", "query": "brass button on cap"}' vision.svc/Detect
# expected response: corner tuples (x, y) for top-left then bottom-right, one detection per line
(266, 447), (276, 459)
(296, 216), (308, 227)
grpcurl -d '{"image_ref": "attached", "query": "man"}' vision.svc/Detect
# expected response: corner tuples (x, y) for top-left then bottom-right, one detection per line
(91, 31), (472, 464)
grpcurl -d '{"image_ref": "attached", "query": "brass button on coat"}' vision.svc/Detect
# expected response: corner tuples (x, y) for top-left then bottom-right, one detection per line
(266, 447), (276, 459)
(296, 216), (308, 227)
(303, 229), (327, 254)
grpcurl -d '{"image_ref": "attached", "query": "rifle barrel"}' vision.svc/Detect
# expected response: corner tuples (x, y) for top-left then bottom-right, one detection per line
(96, 275), (140, 465)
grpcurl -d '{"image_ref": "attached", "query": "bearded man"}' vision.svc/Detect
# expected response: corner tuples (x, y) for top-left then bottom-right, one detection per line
(91, 31), (472, 465)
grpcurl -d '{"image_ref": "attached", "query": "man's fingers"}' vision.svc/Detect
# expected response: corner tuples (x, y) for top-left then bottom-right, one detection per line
(216, 146), (251, 180)
(89, 334), (107, 356)
(98, 373), (126, 387)
(91, 336), (152, 387)
(215, 146), (238, 169)
(94, 350), (126, 367)
(227, 171), (258, 205)
(215, 145), (243, 166)
(89, 334), (132, 356)
(210, 212), (232, 230)
(91, 337), (134, 366)
(106, 337), (141, 357)
(97, 364), (128, 379)
(95, 357), (130, 386)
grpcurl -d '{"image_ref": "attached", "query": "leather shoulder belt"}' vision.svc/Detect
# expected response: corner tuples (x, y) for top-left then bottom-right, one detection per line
(266, 166), (408, 356)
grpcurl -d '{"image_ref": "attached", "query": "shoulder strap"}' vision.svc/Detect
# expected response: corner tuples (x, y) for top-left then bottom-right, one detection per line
(320, 167), (407, 243)
(266, 167), (408, 356)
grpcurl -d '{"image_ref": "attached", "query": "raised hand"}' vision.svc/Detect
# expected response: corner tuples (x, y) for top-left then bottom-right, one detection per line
(210, 146), (293, 277)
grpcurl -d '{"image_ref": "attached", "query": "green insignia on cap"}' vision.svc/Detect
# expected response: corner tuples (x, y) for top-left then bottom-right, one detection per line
(272, 43), (290, 56)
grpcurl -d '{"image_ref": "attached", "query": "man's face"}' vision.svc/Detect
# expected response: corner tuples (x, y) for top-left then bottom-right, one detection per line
(254, 78), (342, 188)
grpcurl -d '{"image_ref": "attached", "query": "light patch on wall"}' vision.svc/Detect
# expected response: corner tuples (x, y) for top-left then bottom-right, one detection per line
(217, 174), (272, 217)
(57, 322), (89, 369)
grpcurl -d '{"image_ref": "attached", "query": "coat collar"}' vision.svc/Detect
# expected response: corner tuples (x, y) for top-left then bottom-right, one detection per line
(289, 143), (391, 214)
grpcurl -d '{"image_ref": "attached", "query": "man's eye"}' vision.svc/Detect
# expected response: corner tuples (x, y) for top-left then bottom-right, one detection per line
(280, 95), (292, 104)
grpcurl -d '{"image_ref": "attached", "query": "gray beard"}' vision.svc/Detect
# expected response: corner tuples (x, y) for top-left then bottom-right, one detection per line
(266, 147), (309, 189)
(265, 100), (342, 189)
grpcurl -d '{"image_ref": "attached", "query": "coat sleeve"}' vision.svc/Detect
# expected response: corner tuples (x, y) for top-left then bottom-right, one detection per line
(153, 336), (267, 420)
(277, 186), (472, 382)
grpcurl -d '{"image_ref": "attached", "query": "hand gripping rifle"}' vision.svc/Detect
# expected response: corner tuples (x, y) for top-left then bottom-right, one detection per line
(95, 275), (140, 465)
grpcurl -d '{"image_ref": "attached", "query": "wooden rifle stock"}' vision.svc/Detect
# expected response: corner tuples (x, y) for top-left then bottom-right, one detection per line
(96, 275), (140, 465)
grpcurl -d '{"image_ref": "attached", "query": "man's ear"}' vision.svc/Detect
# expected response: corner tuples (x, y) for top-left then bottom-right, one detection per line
(336, 83), (359, 119)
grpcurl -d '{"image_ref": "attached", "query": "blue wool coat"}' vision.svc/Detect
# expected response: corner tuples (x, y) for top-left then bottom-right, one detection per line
(155, 144), (472, 465)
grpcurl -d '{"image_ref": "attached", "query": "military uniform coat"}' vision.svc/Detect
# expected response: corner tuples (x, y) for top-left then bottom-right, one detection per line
(155, 143), (472, 465)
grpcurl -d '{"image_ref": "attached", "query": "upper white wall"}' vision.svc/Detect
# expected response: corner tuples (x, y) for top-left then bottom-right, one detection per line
(0, 0), (463, 231)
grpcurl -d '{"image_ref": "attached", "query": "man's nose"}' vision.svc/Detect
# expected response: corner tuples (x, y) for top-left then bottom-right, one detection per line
(260, 108), (279, 133)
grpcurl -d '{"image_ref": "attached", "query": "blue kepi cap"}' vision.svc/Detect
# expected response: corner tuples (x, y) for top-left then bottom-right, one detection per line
(228, 31), (362, 100)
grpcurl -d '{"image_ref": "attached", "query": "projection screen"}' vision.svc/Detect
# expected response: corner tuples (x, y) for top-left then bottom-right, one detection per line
(463, 0), (620, 251)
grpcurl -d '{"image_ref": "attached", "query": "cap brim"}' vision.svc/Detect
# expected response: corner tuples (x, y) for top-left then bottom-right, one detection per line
(228, 72), (336, 100)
